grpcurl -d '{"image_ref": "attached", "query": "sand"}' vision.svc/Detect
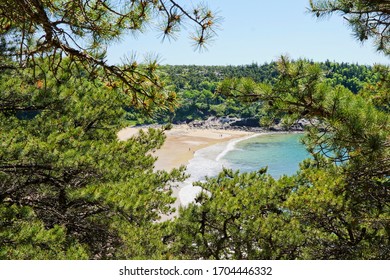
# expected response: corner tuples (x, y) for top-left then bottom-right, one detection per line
(118, 124), (253, 220)
(118, 124), (253, 171)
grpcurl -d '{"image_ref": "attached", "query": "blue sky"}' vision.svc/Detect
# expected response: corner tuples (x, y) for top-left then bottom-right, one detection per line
(106, 0), (388, 66)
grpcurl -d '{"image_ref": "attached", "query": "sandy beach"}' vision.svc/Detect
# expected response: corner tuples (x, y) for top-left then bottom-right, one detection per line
(118, 125), (253, 171)
(118, 125), (254, 220)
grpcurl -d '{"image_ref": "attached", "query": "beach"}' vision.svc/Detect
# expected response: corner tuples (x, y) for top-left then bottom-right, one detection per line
(118, 124), (253, 171)
(118, 126), (307, 220)
(118, 125), (254, 220)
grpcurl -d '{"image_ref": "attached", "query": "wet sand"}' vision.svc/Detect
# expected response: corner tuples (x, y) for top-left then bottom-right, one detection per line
(118, 125), (253, 171)
(118, 125), (253, 220)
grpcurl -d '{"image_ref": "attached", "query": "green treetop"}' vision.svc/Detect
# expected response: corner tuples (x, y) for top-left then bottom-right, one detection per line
(171, 0), (390, 259)
(0, 0), (218, 259)
(0, 59), (187, 259)
(0, 0), (219, 111)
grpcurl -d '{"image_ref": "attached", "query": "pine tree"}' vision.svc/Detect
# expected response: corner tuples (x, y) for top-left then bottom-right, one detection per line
(0, 0), (219, 111)
(0, 58), (189, 259)
(214, 57), (390, 259)
(170, 169), (304, 260)
(0, 0), (218, 259)
(310, 0), (390, 54)
(171, 0), (390, 259)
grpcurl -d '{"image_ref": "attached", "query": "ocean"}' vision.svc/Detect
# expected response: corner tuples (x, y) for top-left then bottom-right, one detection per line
(178, 132), (310, 206)
(222, 133), (310, 177)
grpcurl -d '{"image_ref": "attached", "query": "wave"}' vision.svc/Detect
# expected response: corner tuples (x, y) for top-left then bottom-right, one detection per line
(178, 133), (263, 206)
(215, 133), (263, 162)
(178, 132), (307, 206)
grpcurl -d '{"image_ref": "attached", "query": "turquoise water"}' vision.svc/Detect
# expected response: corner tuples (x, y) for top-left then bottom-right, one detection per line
(222, 133), (310, 178)
(180, 133), (310, 205)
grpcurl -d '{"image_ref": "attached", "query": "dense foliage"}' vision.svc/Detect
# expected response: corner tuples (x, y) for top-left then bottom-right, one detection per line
(174, 58), (389, 259)
(0, 0), (216, 259)
(143, 62), (379, 124)
(1, 0), (389, 260)
(0, 58), (190, 259)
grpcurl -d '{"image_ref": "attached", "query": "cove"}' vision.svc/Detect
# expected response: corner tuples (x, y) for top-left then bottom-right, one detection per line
(221, 133), (310, 178)
(178, 132), (310, 206)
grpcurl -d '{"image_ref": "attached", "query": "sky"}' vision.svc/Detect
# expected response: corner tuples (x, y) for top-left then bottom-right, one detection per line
(106, 0), (388, 66)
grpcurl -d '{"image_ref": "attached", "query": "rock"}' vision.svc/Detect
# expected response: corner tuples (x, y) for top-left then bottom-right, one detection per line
(230, 117), (260, 127)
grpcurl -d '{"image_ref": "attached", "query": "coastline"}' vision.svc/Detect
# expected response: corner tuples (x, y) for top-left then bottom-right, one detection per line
(118, 124), (255, 220)
(117, 124), (301, 220)
(118, 124), (255, 171)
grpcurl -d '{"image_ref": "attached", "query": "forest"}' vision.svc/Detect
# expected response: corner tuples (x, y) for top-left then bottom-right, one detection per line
(129, 62), (379, 124)
(0, 0), (389, 260)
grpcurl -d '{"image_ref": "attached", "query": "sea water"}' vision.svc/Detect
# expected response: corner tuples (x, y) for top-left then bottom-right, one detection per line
(178, 133), (310, 205)
(221, 133), (310, 178)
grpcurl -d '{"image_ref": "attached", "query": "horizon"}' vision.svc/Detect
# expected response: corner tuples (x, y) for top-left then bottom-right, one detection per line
(157, 59), (378, 67)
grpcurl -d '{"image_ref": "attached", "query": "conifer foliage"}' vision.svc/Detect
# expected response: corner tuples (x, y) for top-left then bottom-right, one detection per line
(0, 0), (216, 259)
(0, 0), (219, 111)
(172, 1), (390, 260)
(0, 59), (188, 259)
(310, 0), (390, 54)
(174, 58), (390, 259)
(1, 0), (389, 260)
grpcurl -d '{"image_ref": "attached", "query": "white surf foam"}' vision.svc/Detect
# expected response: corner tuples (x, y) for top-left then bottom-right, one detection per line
(178, 133), (263, 206)
(178, 141), (226, 206)
(215, 133), (261, 162)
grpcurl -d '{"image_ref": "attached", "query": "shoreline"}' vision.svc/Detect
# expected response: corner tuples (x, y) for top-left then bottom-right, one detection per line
(153, 126), (255, 171)
(118, 124), (255, 220)
(118, 124), (301, 220)
(118, 124), (256, 171)
(118, 124), (303, 171)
